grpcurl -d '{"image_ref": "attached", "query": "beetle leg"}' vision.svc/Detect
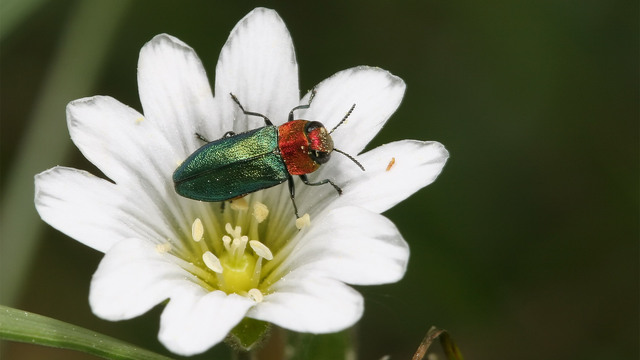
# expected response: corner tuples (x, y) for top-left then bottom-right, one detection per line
(299, 174), (342, 196)
(195, 132), (209, 143)
(287, 176), (301, 218)
(288, 88), (317, 122)
(222, 131), (236, 138)
(195, 131), (235, 144)
(230, 93), (274, 126)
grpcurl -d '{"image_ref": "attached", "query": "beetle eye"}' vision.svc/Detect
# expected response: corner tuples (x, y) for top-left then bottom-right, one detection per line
(309, 150), (331, 164)
(305, 121), (324, 132)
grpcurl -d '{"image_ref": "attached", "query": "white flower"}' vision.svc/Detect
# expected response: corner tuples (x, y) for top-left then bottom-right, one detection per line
(34, 7), (448, 356)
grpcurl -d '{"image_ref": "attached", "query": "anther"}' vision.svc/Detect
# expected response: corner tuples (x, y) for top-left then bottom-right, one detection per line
(155, 242), (172, 253)
(230, 197), (249, 211)
(192, 218), (204, 242)
(253, 202), (269, 223)
(295, 213), (311, 230)
(248, 288), (264, 303)
(249, 240), (273, 260)
(203, 251), (223, 273)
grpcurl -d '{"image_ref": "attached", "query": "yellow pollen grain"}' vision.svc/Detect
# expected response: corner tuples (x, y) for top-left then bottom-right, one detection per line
(135, 116), (144, 124)
(191, 218), (204, 242)
(386, 157), (396, 171)
(253, 202), (269, 223)
(155, 242), (172, 253)
(230, 197), (249, 211)
(248, 288), (264, 303)
(295, 213), (311, 230)
(249, 240), (273, 260)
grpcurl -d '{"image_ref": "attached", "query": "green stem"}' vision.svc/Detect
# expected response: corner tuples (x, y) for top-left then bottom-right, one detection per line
(0, 305), (172, 360)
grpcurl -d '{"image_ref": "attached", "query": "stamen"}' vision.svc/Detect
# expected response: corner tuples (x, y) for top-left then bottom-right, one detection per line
(253, 202), (269, 223)
(155, 242), (172, 253)
(203, 251), (223, 273)
(249, 240), (273, 286)
(295, 213), (311, 230)
(252, 257), (264, 286)
(248, 288), (264, 303)
(230, 197), (249, 211)
(249, 240), (273, 260)
(191, 218), (204, 242)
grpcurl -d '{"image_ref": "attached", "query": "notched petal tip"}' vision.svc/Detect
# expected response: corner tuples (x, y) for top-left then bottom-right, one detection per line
(424, 140), (450, 167)
(66, 96), (136, 128)
(236, 7), (285, 30)
(351, 65), (406, 90)
(215, 6), (299, 128)
(247, 7), (278, 15)
(143, 33), (194, 54)
(35, 165), (90, 185)
(34, 166), (102, 207)
(66, 95), (115, 113)
(438, 141), (451, 160)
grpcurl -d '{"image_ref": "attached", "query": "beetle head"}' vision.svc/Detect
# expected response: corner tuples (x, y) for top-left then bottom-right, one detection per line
(305, 121), (334, 165)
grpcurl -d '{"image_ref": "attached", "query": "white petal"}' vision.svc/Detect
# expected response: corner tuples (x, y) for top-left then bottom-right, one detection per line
(215, 7), (299, 132)
(159, 288), (253, 356)
(89, 238), (196, 320)
(35, 164), (185, 255)
(67, 96), (205, 242)
(35, 167), (122, 252)
(137, 34), (218, 152)
(67, 96), (178, 186)
(302, 66), (405, 155)
(248, 273), (363, 333)
(333, 140), (449, 213)
(270, 206), (409, 285)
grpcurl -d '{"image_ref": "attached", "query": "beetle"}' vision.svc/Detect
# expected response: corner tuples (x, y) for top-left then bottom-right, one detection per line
(172, 89), (364, 218)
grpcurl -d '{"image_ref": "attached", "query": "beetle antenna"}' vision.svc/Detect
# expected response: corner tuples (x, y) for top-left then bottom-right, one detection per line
(329, 104), (356, 134)
(333, 148), (365, 171)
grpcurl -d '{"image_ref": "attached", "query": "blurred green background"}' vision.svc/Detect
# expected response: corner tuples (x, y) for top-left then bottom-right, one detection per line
(1, 0), (637, 359)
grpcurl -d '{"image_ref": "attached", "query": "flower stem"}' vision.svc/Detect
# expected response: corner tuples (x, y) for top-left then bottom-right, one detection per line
(286, 329), (356, 360)
(0, 305), (171, 360)
(232, 349), (254, 360)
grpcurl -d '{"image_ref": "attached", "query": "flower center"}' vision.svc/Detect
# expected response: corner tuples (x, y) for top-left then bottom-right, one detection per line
(185, 201), (277, 302)
(160, 195), (312, 303)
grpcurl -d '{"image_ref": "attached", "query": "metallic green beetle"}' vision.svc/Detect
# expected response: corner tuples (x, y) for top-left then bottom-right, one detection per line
(173, 125), (289, 202)
(173, 92), (364, 218)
